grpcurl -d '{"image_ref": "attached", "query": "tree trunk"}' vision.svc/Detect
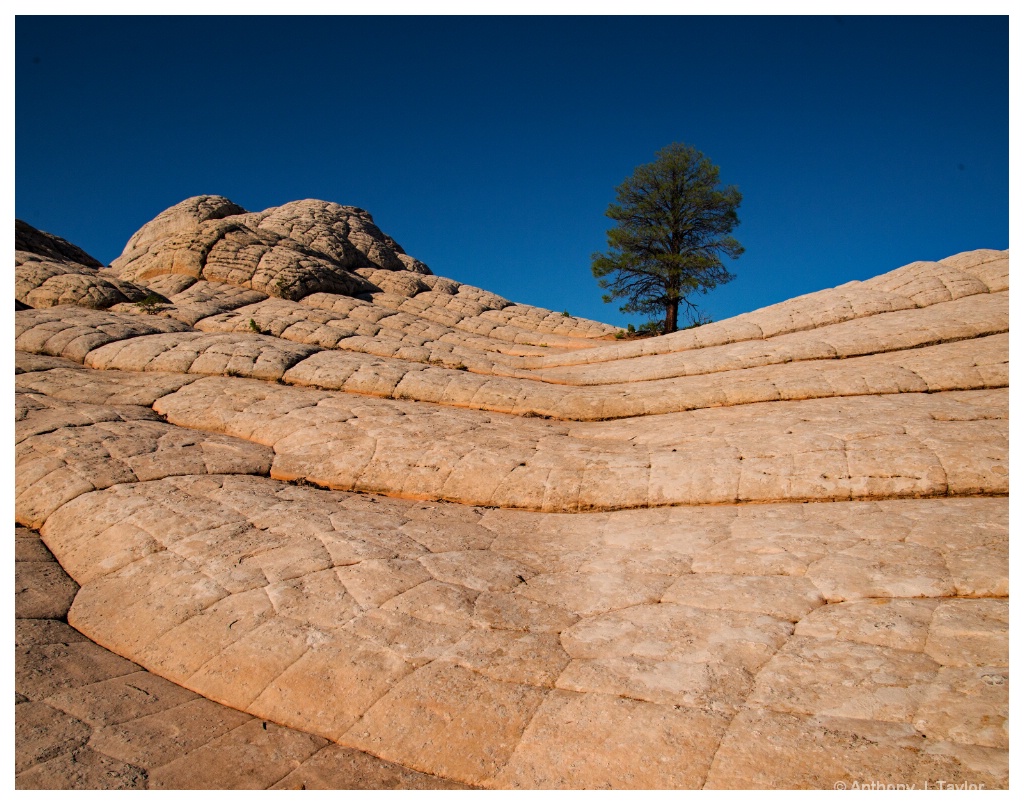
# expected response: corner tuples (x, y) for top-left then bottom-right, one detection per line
(664, 299), (678, 334)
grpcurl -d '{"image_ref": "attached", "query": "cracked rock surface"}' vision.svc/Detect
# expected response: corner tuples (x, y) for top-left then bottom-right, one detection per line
(13, 202), (1008, 789)
(15, 527), (469, 789)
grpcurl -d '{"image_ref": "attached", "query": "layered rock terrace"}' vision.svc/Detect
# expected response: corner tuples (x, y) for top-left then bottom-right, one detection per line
(14, 197), (1009, 788)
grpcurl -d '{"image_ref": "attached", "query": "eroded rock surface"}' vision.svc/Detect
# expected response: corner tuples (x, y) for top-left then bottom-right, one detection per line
(16, 221), (154, 310)
(14, 527), (469, 789)
(12, 203), (1008, 789)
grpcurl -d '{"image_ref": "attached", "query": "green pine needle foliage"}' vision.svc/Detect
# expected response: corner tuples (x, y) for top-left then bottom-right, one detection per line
(592, 143), (744, 333)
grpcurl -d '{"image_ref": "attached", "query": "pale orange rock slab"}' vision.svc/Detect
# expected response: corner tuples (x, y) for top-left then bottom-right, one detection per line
(662, 573), (824, 621)
(913, 667), (1008, 749)
(10, 220), (1011, 790)
(153, 377), (1008, 510)
(575, 543), (693, 575)
(381, 580), (480, 627)
(260, 327), (1009, 420)
(336, 558), (433, 608)
(441, 629), (570, 686)
(806, 541), (954, 602)
(923, 599), (1008, 667)
(15, 306), (191, 362)
(13, 526), (469, 791)
(900, 497), (1008, 597)
(748, 636), (939, 723)
(315, 523), (428, 568)
(249, 634), (413, 740)
(86, 331), (319, 381)
(15, 349), (83, 374)
(418, 550), (535, 592)
(345, 608), (469, 666)
(794, 598), (939, 652)
(894, 496), (1008, 547)
(15, 391), (160, 444)
(264, 568), (363, 631)
(558, 603), (791, 711)
(943, 543), (1008, 597)
(518, 570), (675, 616)
(129, 588), (277, 685)
(691, 533), (858, 576)
(16, 366), (197, 406)
(17, 417), (273, 530)
(342, 661), (548, 786)
(493, 690), (729, 789)
(471, 591), (579, 634)
(939, 249), (1008, 291)
(129, 279), (268, 326)
(705, 708), (1007, 789)
(183, 617), (316, 709)
(19, 461), (1010, 789)
(528, 288), (1005, 381)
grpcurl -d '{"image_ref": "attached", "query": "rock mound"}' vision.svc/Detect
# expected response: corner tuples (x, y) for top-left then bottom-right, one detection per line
(16, 220), (103, 267)
(13, 201), (1008, 789)
(16, 221), (154, 311)
(101, 196), (616, 343)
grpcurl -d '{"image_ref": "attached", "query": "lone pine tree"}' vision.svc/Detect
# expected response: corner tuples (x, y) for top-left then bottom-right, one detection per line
(592, 143), (744, 333)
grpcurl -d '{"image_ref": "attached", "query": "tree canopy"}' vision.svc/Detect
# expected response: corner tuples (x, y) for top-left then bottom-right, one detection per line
(592, 143), (744, 334)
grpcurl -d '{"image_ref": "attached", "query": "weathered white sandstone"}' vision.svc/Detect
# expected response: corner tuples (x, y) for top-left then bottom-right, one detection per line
(16, 365), (197, 406)
(16, 402), (273, 529)
(15, 351), (83, 375)
(16, 294), (1004, 422)
(146, 377), (1006, 510)
(15, 221), (156, 310)
(526, 291), (1008, 384)
(15, 308), (191, 362)
(111, 280), (269, 327)
(14, 526), (468, 789)
(16, 470), (1003, 788)
(12, 206), (1008, 789)
(16, 253), (155, 310)
(85, 332), (319, 381)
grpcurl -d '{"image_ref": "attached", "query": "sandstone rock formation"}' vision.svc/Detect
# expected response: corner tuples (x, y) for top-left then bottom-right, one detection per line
(15, 526), (468, 789)
(14, 198), (1008, 789)
(16, 221), (154, 311)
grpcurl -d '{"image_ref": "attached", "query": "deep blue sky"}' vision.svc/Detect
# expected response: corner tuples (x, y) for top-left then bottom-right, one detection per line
(15, 16), (1009, 328)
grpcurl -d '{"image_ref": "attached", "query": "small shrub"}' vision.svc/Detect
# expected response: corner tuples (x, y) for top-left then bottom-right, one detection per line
(248, 318), (261, 333)
(682, 315), (712, 330)
(134, 293), (163, 314)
